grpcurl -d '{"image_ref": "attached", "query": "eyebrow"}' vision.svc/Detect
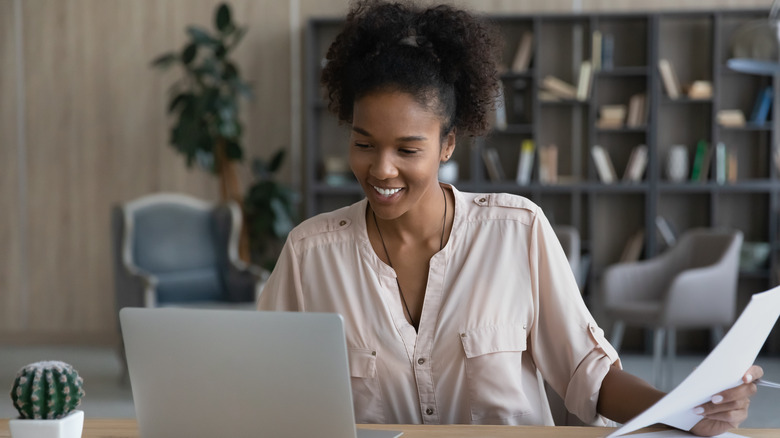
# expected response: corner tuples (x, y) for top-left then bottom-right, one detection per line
(352, 126), (428, 143)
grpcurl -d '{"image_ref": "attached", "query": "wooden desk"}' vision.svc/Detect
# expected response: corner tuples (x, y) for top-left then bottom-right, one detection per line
(0, 419), (777, 438)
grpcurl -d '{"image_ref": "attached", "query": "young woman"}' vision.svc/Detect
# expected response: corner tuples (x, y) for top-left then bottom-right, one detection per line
(258, 1), (761, 435)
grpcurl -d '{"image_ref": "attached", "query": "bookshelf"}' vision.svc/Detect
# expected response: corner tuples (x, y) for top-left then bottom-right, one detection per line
(305, 10), (780, 352)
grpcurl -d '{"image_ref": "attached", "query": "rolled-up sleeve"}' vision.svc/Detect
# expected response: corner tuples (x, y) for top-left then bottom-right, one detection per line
(527, 207), (621, 425)
(256, 236), (305, 312)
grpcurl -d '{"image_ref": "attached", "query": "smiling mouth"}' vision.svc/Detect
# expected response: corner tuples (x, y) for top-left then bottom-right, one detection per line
(373, 186), (402, 197)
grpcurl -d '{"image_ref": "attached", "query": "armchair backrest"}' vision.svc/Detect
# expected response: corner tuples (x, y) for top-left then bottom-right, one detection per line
(127, 196), (219, 273)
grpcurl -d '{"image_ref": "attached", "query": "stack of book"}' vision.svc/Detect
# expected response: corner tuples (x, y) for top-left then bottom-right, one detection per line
(540, 75), (577, 101)
(687, 80), (713, 100)
(597, 105), (627, 129)
(717, 109), (746, 128)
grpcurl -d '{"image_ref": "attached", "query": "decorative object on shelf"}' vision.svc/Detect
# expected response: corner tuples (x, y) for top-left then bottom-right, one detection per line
(438, 161), (459, 184)
(728, 0), (780, 75)
(244, 148), (297, 271)
(666, 144), (689, 182)
(716, 142), (728, 185)
(687, 80), (713, 99)
(9, 361), (85, 438)
(150, 2), (253, 260)
(690, 140), (709, 182)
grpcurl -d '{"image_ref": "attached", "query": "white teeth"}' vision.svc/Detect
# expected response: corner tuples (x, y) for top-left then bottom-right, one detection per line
(373, 186), (401, 197)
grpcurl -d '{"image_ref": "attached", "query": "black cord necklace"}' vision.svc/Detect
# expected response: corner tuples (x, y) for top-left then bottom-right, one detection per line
(373, 185), (447, 330)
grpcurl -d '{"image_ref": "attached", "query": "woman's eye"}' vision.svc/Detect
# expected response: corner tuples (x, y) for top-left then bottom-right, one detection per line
(354, 142), (371, 148)
(400, 149), (418, 155)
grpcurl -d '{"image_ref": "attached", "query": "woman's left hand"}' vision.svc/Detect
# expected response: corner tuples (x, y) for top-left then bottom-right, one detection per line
(689, 365), (763, 437)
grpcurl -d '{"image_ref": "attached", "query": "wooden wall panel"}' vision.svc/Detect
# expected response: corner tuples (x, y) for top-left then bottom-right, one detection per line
(15, 0), (288, 338)
(0, 0), (24, 332)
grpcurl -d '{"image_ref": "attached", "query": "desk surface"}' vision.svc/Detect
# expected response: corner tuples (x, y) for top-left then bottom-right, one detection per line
(0, 419), (777, 437)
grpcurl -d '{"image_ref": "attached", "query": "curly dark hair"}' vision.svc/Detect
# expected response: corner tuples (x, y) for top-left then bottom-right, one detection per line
(321, 0), (501, 137)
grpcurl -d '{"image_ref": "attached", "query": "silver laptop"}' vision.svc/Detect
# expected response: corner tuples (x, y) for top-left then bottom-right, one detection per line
(120, 307), (402, 438)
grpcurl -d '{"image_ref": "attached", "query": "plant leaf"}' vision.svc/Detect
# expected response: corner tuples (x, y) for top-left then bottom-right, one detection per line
(269, 149), (285, 172)
(186, 26), (218, 46)
(150, 52), (178, 69)
(181, 43), (198, 65)
(225, 140), (243, 160)
(216, 3), (232, 33)
(168, 93), (190, 114)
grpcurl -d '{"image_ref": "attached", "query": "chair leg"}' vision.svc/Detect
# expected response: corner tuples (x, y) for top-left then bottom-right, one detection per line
(611, 320), (625, 352)
(653, 327), (666, 390)
(665, 328), (676, 390)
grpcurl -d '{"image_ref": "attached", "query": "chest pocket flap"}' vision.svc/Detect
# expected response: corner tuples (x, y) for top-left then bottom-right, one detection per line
(460, 324), (527, 358)
(347, 348), (377, 378)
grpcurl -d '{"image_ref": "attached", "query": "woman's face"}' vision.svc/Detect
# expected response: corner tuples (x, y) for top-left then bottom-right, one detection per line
(349, 90), (455, 221)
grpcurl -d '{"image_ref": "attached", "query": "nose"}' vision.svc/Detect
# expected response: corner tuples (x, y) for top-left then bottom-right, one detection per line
(369, 150), (398, 180)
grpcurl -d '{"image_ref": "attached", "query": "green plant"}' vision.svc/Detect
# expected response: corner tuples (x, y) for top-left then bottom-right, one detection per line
(10, 361), (85, 420)
(150, 2), (252, 203)
(244, 148), (297, 271)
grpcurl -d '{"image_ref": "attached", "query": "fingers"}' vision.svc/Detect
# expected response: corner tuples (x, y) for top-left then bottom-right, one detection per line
(743, 365), (764, 383)
(695, 398), (750, 424)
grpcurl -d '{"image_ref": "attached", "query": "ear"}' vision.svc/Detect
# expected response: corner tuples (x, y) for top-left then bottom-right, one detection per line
(440, 130), (456, 162)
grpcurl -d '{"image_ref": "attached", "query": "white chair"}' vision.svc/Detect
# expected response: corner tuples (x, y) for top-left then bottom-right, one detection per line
(602, 228), (743, 389)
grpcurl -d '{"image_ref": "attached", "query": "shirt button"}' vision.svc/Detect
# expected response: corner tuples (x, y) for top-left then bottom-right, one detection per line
(425, 408), (434, 415)
(479, 197), (487, 203)
(339, 220), (347, 226)
(417, 358), (425, 365)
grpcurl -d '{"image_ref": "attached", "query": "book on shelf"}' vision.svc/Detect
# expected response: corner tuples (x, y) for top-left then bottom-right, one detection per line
(655, 216), (678, 248)
(728, 149), (738, 183)
(687, 80), (713, 100)
(690, 139), (708, 182)
(539, 90), (561, 102)
(592, 30), (602, 72)
(516, 139), (536, 185)
(620, 229), (645, 262)
(537, 144), (558, 185)
(493, 81), (508, 131)
(698, 141), (715, 182)
(717, 109), (746, 127)
(597, 104), (627, 129)
(749, 86), (773, 125)
(715, 142), (727, 185)
(576, 61), (593, 101)
(626, 93), (647, 128)
(601, 33), (615, 71)
(623, 144), (648, 183)
(482, 147), (505, 182)
(541, 75), (577, 100)
(591, 145), (618, 183)
(510, 31), (534, 73)
(658, 59), (681, 99)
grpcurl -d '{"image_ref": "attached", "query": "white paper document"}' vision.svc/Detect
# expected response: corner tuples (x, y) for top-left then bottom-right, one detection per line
(607, 285), (780, 437)
(621, 431), (746, 438)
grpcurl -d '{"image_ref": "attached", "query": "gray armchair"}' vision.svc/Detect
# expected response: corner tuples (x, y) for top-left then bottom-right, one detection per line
(112, 193), (265, 310)
(602, 228), (743, 389)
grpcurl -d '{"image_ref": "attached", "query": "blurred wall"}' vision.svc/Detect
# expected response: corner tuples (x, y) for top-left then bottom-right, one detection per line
(0, 0), (768, 343)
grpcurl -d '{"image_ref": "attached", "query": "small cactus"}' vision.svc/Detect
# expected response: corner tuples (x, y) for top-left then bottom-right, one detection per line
(10, 361), (85, 420)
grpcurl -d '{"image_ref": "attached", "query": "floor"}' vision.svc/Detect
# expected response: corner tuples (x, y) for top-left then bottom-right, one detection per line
(1, 346), (779, 428)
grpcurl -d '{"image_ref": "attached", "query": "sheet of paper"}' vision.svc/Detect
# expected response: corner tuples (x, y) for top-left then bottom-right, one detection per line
(620, 431), (746, 438)
(607, 285), (780, 438)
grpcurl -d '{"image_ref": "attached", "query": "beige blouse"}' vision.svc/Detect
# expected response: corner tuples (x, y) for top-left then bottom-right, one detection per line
(257, 185), (620, 426)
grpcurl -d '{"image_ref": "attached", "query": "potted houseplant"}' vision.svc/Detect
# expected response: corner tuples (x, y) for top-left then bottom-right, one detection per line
(9, 361), (85, 438)
(244, 148), (297, 272)
(151, 2), (253, 259)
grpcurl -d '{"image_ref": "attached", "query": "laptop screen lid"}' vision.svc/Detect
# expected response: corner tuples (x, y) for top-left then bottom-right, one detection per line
(120, 307), (401, 438)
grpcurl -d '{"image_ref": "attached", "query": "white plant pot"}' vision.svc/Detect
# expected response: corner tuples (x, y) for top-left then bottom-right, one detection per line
(9, 410), (84, 438)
